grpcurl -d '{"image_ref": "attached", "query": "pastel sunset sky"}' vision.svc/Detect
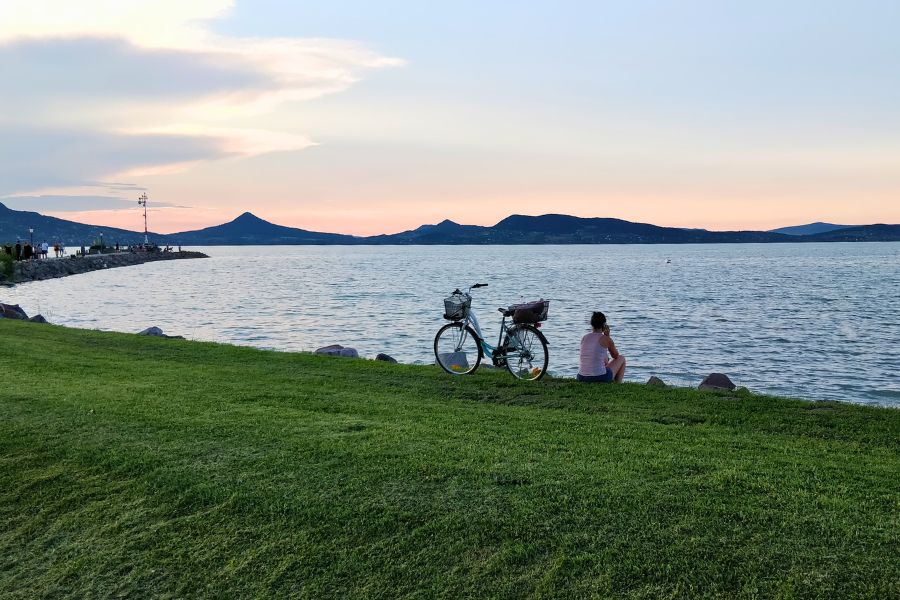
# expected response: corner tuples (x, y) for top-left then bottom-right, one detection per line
(1, 0), (898, 235)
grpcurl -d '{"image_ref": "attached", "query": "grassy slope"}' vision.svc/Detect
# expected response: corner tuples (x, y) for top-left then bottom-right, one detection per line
(1, 320), (897, 599)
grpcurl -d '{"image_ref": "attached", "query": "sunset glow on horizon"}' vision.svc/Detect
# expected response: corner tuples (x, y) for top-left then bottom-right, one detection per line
(2, 0), (898, 234)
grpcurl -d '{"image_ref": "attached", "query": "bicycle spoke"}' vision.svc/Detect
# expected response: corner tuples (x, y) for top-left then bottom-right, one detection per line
(504, 325), (548, 381)
(434, 323), (481, 375)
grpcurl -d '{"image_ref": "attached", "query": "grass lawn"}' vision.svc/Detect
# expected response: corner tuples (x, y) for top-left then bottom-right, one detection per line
(1, 320), (898, 598)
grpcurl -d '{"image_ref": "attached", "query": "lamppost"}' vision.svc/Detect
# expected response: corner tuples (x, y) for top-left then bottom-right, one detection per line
(137, 193), (149, 245)
(28, 228), (33, 247)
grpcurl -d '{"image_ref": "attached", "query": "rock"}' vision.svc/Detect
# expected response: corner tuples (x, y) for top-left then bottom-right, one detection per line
(137, 326), (185, 339)
(0, 303), (28, 320)
(315, 344), (359, 358)
(375, 353), (398, 363)
(138, 326), (165, 337)
(29, 314), (48, 324)
(646, 376), (667, 387)
(699, 372), (736, 391)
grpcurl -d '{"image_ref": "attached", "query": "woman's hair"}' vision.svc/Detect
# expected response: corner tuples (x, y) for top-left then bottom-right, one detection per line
(590, 311), (607, 330)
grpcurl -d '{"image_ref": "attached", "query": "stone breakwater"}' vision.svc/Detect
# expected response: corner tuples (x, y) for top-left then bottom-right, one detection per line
(6, 251), (208, 284)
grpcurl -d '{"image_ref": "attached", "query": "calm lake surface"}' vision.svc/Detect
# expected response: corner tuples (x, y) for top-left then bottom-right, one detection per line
(6, 243), (899, 406)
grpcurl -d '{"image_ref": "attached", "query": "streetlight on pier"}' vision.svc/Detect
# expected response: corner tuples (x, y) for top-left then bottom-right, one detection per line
(137, 193), (149, 245)
(28, 228), (33, 247)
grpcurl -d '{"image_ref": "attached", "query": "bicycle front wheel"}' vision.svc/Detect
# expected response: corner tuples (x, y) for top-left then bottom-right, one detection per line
(434, 322), (482, 375)
(503, 324), (549, 381)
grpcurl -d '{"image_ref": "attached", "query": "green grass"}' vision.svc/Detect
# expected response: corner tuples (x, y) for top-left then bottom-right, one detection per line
(1, 320), (897, 599)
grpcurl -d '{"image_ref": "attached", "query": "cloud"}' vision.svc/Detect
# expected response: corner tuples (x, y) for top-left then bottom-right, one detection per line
(0, 37), (273, 107)
(0, 195), (180, 212)
(0, 0), (235, 47)
(87, 182), (148, 193)
(0, 126), (232, 196)
(0, 0), (403, 195)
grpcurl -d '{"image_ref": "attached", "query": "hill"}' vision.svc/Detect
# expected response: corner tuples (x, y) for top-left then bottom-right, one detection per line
(171, 211), (359, 245)
(770, 222), (855, 236)
(363, 219), (490, 244)
(803, 223), (900, 242)
(2, 320), (898, 597)
(0, 201), (155, 246)
(483, 214), (790, 244)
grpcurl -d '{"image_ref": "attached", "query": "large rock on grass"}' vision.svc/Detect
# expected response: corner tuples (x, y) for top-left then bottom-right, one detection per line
(375, 353), (398, 363)
(646, 376), (667, 387)
(29, 314), (48, 324)
(137, 326), (183, 339)
(699, 372), (736, 391)
(315, 344), (359, 358)
(0, 303), (28, 320)
(138, 326), (165, 337)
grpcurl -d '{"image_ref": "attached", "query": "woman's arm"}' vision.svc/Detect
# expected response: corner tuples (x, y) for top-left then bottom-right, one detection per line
(601, 333), (620, 360)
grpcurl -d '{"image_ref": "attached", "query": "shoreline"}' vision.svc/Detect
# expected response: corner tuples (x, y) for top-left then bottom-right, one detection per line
(3, 250), (208, 285)
(3, 314), (896, 408)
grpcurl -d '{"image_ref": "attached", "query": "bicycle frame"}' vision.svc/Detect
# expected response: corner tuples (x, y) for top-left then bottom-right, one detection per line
(462, 294), (545, 363)
(462, 307), (508, 360)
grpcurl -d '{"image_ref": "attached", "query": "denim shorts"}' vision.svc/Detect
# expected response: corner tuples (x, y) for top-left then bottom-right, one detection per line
(577, 370), (613, 383)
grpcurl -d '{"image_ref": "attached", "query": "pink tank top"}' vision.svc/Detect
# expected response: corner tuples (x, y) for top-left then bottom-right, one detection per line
(579, 332), (609, 376)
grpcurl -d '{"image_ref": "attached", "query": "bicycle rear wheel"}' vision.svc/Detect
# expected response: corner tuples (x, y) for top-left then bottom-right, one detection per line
(434, 322), (482, 375)
(503, 324), (549, 381)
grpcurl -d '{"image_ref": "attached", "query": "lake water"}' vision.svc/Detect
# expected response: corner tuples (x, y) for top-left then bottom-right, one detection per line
(5, 243), (899, 406)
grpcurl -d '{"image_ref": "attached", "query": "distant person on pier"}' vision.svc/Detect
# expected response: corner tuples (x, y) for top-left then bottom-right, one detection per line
(577, 311), (626, 383)
(22, 243), (33, 261)
(41, 241), (49, 259)
(14, 241), (21, 261)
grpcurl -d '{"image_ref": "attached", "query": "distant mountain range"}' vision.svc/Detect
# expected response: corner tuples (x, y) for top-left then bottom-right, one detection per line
(1, 201), (898, 246)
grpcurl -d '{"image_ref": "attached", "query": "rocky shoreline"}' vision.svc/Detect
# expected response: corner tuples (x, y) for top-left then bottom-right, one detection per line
(2, 250), (208, 285)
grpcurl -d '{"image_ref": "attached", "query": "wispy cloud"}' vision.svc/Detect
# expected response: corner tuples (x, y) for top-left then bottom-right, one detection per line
(0, 195), (181, 212)
(0, 0), (403, 195)
(0, 126), (232, 196)
(87, 182), (149, 193)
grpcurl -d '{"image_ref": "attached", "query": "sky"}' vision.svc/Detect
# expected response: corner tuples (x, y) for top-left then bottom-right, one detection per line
(1, 0), (898, 235)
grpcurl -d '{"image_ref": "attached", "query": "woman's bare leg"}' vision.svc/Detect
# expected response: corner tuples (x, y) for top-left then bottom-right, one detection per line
(607, 356), (626, 383)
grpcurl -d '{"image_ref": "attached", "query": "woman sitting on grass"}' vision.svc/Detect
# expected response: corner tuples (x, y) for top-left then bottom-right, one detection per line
(577, 311), (626, 383)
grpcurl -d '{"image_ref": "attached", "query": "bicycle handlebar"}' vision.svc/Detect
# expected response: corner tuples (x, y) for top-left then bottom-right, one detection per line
(455, 283), (487, 296)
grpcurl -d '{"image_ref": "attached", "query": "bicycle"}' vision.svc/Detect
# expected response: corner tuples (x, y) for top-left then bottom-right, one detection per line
(434, 283), (550, 381)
